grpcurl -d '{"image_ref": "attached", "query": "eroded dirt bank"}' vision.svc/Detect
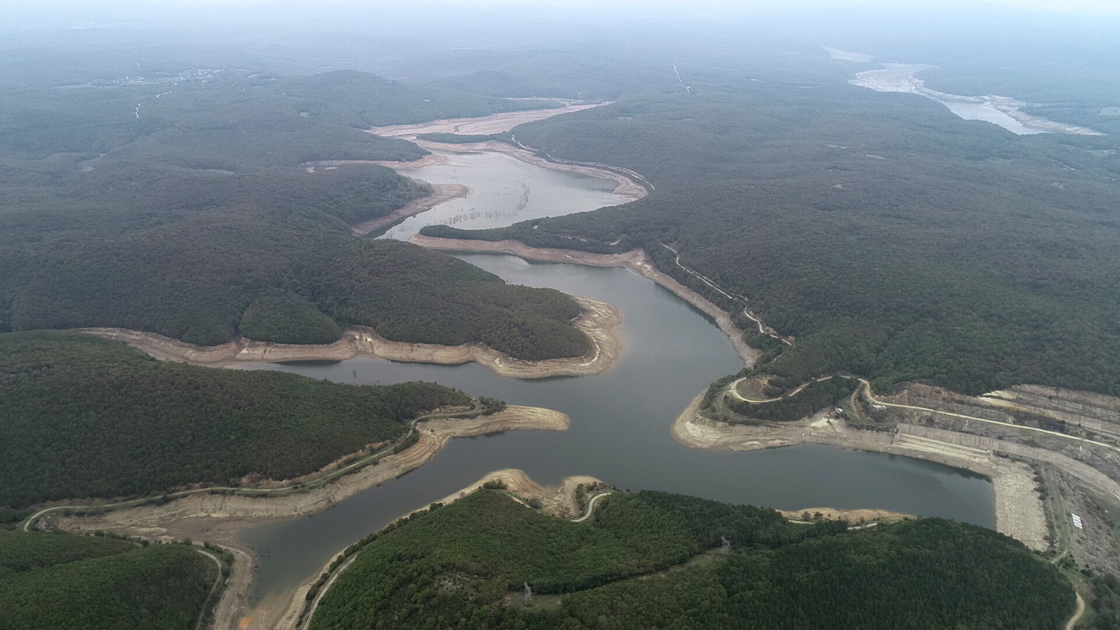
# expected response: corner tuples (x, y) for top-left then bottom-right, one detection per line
(671, 393), (1050, 551)
(410, 235), (759, 366)
(46, 406), (569, 630)
(80, 295), (622, 379)
(350, 182), (471, 236)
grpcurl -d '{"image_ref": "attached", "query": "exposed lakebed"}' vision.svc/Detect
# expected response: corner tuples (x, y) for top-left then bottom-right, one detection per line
(234, 134), (995, 607)
(848, 61), (1100, 136)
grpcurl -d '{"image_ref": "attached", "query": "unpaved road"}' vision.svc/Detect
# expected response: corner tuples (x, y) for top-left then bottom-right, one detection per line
(659, 242), (790, 346)
(194, 547), (224, 630)
(1066, 593), (1086, 630)
(572, 492), (612, 523)
(729, 375), (835, 404)
(857, 378), (1120, 457)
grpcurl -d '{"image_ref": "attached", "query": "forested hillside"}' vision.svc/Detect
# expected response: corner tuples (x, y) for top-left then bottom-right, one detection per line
(0, 70), (591, 357)
(310, 489), (1074, 630)
(0, 331), (475, 508)
(0, 530), (215, 630)
(423, 50), (1120, 396)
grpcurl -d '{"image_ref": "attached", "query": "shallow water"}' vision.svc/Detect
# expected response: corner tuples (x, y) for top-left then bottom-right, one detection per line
(853, 64), (1048, 136)
(234, 141), (995, 606)
(380, 149), (622, 241)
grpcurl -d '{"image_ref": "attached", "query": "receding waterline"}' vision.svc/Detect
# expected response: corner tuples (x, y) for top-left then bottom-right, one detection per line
(234, 141), (994, 605)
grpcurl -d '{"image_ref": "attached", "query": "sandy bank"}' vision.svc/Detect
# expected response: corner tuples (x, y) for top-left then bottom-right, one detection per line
(370, 138), (648, 201)
(421, 138), (649, 199)
(779, 506), (909, 525)
(80, 295), (621, 379)
(410, 235), (759, 366)
(368, 101), (606, 138)
(350, 182), (471, 236)
(671, 393), (1049, 551)
(47, 406), (568, 630)
(48, 405), (568, 527)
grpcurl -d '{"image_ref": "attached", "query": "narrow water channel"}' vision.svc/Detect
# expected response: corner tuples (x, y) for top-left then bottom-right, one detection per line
(235, 147), (994, 606)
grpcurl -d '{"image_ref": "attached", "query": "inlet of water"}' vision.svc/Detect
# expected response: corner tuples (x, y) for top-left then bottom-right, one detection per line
(235, 140), (994, 605)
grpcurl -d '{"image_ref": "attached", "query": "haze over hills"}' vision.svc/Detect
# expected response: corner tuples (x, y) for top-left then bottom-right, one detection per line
(3, 3), (1120, 630)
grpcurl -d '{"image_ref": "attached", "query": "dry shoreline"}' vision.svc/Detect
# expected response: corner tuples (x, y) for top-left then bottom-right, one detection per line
(671, 392), (1051, 551)
(367, 101), (606, 138)
(410, 235), (759, 366)
(851, 63), (1101, 136)
(287, 468), (605, 630)
(350, 182), (471, 236)
(80, 295), (622, 379)
(419, 138), (649, 200)
(48, 406), (570, 630)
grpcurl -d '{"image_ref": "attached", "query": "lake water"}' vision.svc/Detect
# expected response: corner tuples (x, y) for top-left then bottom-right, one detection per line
(380, 149), (623, 241)
(235, 146), (995, 606)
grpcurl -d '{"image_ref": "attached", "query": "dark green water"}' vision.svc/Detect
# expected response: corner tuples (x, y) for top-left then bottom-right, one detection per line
(235, 254), (993, 605)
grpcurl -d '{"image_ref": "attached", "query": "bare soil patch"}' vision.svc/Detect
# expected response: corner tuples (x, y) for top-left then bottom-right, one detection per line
(412, 139), (649, 200)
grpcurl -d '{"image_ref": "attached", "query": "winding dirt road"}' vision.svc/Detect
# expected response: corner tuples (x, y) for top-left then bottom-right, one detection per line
(572, 492), (612, 523)
(855, 379), (1120, 458)
(1066, 592), (1086, 630)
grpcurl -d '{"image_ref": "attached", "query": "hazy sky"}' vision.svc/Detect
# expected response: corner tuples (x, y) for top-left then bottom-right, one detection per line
(3, 0), (1120, 15)
(3, 0), (1119, 33)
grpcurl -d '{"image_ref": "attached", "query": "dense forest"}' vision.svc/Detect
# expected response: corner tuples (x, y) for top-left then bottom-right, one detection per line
(0, 530), (215, 630)
(239, 289), (343, 344)
(423, 48), (1120, 397)
(0, 69), (590, 359)
(310, 489), (1074, 630)
(0, 331), (475, 508)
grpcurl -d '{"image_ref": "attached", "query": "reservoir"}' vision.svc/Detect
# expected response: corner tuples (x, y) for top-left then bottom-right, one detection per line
(235, 143), (995, 606)
(850, 62), (1098, 136)
(380, 149), (624, 241)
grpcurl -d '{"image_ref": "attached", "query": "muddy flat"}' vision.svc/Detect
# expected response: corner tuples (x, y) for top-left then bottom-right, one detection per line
(368, 101), (605, 138)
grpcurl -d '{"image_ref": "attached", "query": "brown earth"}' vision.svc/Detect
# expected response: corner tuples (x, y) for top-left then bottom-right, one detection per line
(779, 507), (910, 525)
(409, 235), (759, 366)
(79, 294), (622, 379)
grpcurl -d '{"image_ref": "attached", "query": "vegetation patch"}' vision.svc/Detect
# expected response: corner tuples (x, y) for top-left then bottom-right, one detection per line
(240, 290), (342, 345)
(0, 331), (473, 508)
(0, 530), (216, 630)
(309, 489), (1074, 630)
